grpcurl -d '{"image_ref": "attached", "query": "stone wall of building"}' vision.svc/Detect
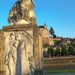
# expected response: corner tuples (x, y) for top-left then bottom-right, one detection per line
(40, 27), (49, 38)
(43, 38), (54, 45)
(43, 38), (61, 46)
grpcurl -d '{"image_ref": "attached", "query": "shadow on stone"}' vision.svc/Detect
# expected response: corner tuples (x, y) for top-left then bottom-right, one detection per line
(0, 71), (5, 75)
(34, 70), (44, 75)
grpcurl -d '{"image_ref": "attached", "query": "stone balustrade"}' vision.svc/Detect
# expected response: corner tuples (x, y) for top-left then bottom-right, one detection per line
(43, 56), (75, 69)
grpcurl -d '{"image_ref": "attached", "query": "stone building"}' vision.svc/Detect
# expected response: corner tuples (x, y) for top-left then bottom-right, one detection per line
(39, 23), (49, 38)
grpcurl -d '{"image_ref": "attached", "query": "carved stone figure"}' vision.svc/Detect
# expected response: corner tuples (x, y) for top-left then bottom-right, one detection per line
(4, 31), (35, 75)
(8, 0), (36, 25)
(4, 32), (16, 75)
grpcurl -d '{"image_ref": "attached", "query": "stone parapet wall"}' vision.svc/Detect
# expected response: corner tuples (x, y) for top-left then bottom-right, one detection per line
(43, 56), (75, 70)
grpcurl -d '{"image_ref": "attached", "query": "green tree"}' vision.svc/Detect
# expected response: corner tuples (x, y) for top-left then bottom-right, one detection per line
(54, 48), (61, 56)
(43, 44), (50, 57)
(68, 45), (75, 55)
(54, 40), (61, 45)
(43, 50), (49, 57)
(61, 46), (68, 56)
(47, 47), (54, 57)
(43, 44), (50, 48)
(49, 27), (56, 38)
(49, 27), (55, 36)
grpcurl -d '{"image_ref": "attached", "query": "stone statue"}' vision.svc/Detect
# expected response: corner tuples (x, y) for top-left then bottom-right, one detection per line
(4, 32), (16, 75)
(8, 0), (36, 25)
(4, 31), (35, 75)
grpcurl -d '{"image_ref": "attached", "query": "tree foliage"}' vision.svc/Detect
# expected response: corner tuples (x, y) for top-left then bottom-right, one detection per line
(49, 27), (55, 35)
(47, 47), (54, 57)
(43, 40), (75, 57)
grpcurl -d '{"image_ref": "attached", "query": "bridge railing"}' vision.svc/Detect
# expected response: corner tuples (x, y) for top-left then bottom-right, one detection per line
(43, 56), (75, 69)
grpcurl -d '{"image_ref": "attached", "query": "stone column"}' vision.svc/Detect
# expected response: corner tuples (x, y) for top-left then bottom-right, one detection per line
(33, 27), (43, 75)
(0, 31), (5, 75)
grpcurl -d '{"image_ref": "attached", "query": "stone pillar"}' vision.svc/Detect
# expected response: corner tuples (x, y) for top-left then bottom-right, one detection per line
(33, 27), (40, 69)
(1, 25), (44, 75)
(33, 27), (43, 75)
(0, 31), (5, 75)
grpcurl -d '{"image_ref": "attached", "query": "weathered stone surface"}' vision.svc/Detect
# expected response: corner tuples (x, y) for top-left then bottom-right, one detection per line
(0, 0), (44, 75)
(8, 0), (36, 25)
(3, 25), (34, 75)
(0, 31), (5, 75)
(0, 24), (43, 75)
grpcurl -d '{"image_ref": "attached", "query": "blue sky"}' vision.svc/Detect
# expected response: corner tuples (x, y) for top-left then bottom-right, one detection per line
(0, 0), (75, 38)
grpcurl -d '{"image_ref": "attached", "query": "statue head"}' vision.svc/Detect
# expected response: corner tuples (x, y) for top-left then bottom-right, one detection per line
(21, 0), (34, 10)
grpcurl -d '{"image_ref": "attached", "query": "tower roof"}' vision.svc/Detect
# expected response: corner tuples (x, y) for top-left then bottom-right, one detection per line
(44, 22), (47, 29)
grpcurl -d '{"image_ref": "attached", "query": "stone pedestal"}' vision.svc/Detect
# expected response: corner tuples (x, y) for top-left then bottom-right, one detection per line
(0, 24), (43, 75)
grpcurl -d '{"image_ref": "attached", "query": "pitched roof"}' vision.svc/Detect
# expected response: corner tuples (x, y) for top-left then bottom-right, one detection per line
(38, 26), (44, 28)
